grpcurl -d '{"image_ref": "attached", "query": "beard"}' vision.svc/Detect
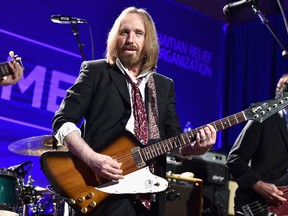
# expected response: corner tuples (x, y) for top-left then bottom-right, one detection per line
(120, 54), (139, 68)
(118, 46), (145, 69)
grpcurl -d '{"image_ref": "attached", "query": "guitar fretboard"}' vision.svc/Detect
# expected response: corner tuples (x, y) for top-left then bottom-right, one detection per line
(140, 111), (246, 161)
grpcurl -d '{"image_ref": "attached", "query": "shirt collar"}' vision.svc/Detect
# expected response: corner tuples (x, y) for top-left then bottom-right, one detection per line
(116, 59), (151, 80)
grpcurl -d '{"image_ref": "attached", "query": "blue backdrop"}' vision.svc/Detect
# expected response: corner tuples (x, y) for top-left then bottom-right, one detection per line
(0, 0), (224, 187)
(1, 0), (287, 189)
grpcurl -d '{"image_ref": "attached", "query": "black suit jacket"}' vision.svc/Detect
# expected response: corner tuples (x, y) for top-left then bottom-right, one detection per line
(52, 59), (182, 215)
(53, 59), (182, 151)
(226, 111), (288, 208)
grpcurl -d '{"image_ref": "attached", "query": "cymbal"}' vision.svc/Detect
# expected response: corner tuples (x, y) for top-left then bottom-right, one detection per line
(8, 135), (68, 156)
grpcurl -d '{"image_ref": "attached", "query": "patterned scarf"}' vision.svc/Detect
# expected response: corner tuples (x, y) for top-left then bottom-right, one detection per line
(147, 73), (160, 141)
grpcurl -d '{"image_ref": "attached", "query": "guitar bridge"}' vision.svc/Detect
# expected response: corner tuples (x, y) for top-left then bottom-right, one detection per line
(131, 146), (146, 168)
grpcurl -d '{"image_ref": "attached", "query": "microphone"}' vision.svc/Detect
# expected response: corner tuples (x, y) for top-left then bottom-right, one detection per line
(223, 0), (259, 16)
(51, 15), (87, 24)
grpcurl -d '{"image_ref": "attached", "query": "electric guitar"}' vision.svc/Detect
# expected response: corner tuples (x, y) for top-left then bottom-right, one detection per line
(239, 172), (288, 215)
(240, 185), (288, 216)
(0, 51), (23, 78)
(40, 93), (288, 214)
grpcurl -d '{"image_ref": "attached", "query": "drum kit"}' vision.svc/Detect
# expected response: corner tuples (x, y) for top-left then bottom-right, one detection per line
(0, 135), (70, 216)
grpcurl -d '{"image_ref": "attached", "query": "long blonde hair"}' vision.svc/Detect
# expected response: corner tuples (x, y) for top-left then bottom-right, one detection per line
(276, 73), (288, 98)
(105, 7), (159, 71)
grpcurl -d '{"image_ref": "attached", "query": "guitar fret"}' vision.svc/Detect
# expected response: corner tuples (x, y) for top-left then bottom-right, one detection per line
(159, 143), (165, 154)
(229, 115), (238, 125)
(221, 118), (229, 129)
(150, 146), (156, 158)
(163, 141), (169, 152)
(183, 132), (192, 145)
(180, 134), (186, 146)
(167, 138), (174, 150)
(212, 122), (218, 132)
(144, 149), (151, 160)
(233, 114), (239, 124)
(219, 120), (225, 129)
(154, 145), (160, 156)
(226, 117), (231, 127)
(226, 117), (232, 126)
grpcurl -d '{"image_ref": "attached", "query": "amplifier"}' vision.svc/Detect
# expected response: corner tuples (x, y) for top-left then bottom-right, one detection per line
(203, 185), (230, 216)
(165, 174), (203, 216)
(169, 152), (229, 186)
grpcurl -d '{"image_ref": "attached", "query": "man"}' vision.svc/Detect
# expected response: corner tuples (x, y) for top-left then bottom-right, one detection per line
(227, 74), (288, 216)
(0, 59), (23, 85)
(52, 7), (217, 216)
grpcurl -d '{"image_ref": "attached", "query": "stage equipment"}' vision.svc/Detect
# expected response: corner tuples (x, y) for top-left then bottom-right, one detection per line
(166, 173), (203, 216)
(51, 14), (94, 61)
(223, 0), (288, 58)
(168, 152), (230, 216)
(8, 135), (68, 156)
(223, 0), (259, 16)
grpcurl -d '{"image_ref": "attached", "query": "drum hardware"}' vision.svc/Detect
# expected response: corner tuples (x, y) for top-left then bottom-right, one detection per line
(5, 135), (71, 215)
(8, 161), (33, 179)
(27, 186), (72, 216)
(16, 177), (70, 216)
(0, 168), (19, 213)
(8, 135), (68, 156)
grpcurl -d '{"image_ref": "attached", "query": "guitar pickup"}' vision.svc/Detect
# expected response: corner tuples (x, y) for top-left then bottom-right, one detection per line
(131, 146), (146, 168)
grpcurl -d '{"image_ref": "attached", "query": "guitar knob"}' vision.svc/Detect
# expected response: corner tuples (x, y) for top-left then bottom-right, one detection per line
(87, 192), (94, 198)
(89, 201), (97, 207)
(68, 199), (76, 204)
(78, 196), (86, 202)
(81, 207), (88, 214)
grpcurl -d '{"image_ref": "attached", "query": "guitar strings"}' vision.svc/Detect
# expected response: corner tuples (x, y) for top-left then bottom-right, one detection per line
(114, 112), (246, 166)
(242, 187), (288, 215)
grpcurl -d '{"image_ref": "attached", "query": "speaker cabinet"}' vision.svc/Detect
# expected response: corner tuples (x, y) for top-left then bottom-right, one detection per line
(167, 152), (230, 216)
(177, 154), (229, 186)
(165, 174), (203, 216)
(202, 185), (230, 216)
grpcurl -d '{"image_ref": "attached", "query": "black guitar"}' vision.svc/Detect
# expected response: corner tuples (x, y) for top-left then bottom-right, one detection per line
(0, 51), (23, 78)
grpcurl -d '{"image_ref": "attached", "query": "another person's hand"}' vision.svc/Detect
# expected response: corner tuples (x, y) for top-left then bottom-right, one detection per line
(181, 124), (217, 155)
(253, 180), (287, 205)
(0, 60), (23, 86)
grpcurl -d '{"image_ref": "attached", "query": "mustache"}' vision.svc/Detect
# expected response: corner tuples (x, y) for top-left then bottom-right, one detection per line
(123, 44), (138, 51)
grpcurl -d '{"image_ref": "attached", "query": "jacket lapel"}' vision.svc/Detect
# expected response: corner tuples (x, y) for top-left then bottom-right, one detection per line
(108, 65), (130, 104)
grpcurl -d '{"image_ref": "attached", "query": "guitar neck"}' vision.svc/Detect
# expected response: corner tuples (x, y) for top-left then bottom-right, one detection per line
(0, 58), (22, 78)
(140, 111), (246, 162)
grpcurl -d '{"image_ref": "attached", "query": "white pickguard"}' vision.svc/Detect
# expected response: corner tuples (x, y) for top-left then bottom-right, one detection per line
(96, 166), (168, 194)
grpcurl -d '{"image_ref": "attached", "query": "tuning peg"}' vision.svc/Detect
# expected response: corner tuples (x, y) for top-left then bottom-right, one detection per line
(9, 51), (15, 58)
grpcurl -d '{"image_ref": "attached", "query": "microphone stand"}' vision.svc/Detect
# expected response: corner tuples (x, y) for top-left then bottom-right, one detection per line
(70, 22), (86, 61)
(252, 5), (288, 58)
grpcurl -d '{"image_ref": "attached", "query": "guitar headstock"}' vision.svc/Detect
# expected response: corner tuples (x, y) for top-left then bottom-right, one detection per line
(244, 92), (288, 123)
(9, 51), (23, 67)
